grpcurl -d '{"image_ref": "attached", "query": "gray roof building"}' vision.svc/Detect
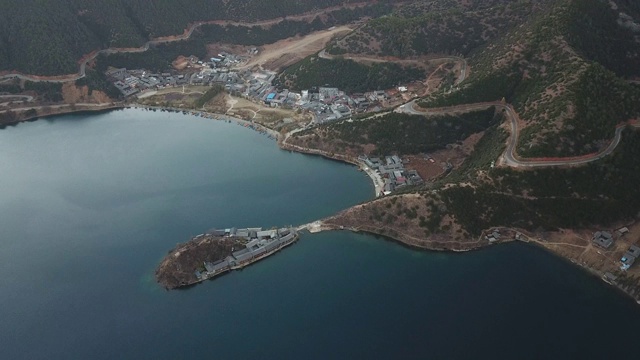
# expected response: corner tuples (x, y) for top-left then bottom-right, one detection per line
(628, 245), (640, 257)
(592, 231), (614, 249)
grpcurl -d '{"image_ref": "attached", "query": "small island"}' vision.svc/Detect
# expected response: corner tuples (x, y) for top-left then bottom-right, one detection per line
(156, 226), (298, 289)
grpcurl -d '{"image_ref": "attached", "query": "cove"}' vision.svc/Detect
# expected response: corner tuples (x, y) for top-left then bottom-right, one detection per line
(0, 109), (639, 359)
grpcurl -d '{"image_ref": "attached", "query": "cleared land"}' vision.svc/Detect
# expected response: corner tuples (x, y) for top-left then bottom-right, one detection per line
(235, 25), (354, 71)
(135, 88), (310, 133)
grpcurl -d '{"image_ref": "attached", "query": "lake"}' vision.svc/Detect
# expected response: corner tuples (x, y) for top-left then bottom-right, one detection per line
(0, 109), (639, 359)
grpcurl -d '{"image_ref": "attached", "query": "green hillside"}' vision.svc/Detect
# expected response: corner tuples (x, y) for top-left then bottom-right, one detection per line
(292, 107), (501, 156)
(418, 0), (640, 157)
(439, 128), (640, 235)
(96, 4), (393, 73)
(286, 0), (640, 240)
(0, 0), (381, 75)
(275, 56), (425, 94)
(327, 0), (554, 57)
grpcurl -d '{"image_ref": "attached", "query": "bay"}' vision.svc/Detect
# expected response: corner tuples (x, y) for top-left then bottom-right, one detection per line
(0, 109), (638, 359)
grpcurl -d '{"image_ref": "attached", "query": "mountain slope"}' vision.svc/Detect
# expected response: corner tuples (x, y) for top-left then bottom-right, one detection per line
(418, 0), (640, 157)
(327, 0), (555, 57)
(0, 0), (377, 76)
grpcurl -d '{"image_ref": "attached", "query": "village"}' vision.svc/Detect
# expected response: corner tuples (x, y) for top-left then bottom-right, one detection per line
(591, 227), (640, 274)
(105, 49), (409, 125)
(358, 154), (424, 196)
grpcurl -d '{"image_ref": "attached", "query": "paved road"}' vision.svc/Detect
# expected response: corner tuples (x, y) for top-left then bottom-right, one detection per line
(395, 99), (422, 115)
(395, 100), (635, 168)
(498, 104), (640, 168)
(0, 94), (33, 101)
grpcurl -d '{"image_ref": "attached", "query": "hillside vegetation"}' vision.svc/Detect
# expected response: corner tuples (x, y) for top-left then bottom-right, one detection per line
(438, 128), (640, 236)
(321, 0), (640, 157)
(275, 56), (425, 94)
(290, 108), (501, 156)
(290, 0), (640, 247)
(327, 0), (554, 57)
(419, 0), (640, 157)
(0, 0), (383, 75)
(96, 4), (393, 74)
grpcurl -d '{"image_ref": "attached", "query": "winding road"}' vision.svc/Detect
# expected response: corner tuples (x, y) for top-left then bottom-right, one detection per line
(0, 4), (629, 171)
(0, 19), (222, 84)
(395, 100), (638, 168)
(318, 50), (468, 86)
(0, 3), (381, 84)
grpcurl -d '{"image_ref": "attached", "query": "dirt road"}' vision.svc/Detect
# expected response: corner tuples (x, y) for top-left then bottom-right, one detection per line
(235, 26), (354, 71)
(0, 4), (371, 83)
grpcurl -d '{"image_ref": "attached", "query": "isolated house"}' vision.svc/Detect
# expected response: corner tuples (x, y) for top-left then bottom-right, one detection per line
(592, 231), (614, 249)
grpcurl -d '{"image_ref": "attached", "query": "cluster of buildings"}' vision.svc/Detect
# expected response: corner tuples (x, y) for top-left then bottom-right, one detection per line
(105, 52), (250, 97)
(105, 49), (398, 123)
(194, 226), (298, 282)
(359, 155), (424, 195)
(592, 227), (640, 271)
(621, 244), (640, 271)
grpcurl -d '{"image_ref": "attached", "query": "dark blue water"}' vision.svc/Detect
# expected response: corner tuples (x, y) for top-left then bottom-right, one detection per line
(0, 109), (639, 359)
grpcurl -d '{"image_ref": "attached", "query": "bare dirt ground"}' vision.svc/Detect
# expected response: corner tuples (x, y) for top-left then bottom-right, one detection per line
(137, 87), (212, 109)
(135, 87), (310, 132)
(172, 56), (191, 70)
(155, 86), (209, 96)
(235, 25), (354, 72)
(61, 83), (112, 104)
(518, 221), (640, 300)
(224, 95), (309, 130)
(207, 43), (254, 60)
(404, 131), (483, 180)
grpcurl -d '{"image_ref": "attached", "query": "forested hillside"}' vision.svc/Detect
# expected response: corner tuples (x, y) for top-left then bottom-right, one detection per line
(438, 128), (640, 235)
(0, 0), (381, 75)
(96, 4), (393, 73)
(291, 108), (501, 156)
(417, 0), (640, 157)
(275, 56), (425, 94)
(326, 0), (554, 57)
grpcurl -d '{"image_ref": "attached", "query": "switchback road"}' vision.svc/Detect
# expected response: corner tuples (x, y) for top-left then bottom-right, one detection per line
(395, 100), (638, 168)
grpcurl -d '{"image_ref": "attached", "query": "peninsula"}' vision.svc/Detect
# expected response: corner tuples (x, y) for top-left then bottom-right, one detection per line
(156, 226), (298, 289)
(3, 0), (640, 303)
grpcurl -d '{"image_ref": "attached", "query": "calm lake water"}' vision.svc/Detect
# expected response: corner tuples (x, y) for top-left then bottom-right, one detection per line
(1, 109), (639, 359)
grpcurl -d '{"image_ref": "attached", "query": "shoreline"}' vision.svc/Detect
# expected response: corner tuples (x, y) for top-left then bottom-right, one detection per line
(157, 227), (300, 289)
(0, 103), (125, 128)
(128, 103), (282, 139)
(4, 103), (638, 305)
(317, 218), (640, 305)
(311, 220), (640, 305)
(278, 137), (383, 196)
